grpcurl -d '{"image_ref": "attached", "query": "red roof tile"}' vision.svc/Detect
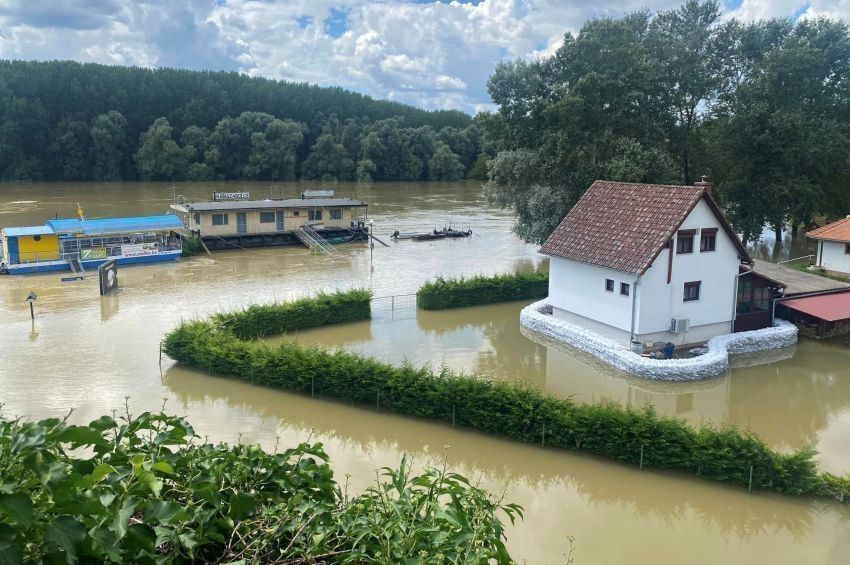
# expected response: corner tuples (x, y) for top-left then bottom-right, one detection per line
(539, 180), (751, 274)
(806, 217), (850, 243)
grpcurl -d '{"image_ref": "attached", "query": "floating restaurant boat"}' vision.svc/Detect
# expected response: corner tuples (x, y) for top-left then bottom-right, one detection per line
(169, 190), (369, 251)
(0, 215), (184, 275)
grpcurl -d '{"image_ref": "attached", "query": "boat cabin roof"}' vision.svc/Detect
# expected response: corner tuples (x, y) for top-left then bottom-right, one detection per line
(171, 198), (367, 213)
(3, 215), (183, 238)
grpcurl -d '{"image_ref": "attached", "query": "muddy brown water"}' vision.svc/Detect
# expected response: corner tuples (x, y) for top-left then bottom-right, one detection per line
(1, 181), (848, 564)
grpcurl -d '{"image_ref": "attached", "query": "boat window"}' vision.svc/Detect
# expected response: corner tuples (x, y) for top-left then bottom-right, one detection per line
(212, 213), (229, 226)
(259, 212), (276, 223)
(308, 210), (323, 221)
(329, 209), (342, 220)
(291, 210), (300, 217)
(193, 213), (201, 225)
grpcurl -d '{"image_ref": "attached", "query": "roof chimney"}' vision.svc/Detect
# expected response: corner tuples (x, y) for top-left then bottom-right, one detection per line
(695, 175), (714, 198)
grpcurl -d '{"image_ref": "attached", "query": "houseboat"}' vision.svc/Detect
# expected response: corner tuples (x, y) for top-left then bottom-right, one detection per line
(0, 215), (184, 275)
(169, 190), (369, 251)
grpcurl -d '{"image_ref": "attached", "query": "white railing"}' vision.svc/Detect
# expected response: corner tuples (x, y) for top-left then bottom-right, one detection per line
(294, 225), (343, 258)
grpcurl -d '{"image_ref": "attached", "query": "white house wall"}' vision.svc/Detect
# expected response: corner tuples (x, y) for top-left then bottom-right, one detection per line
(818, 240), (850, 274)
(635, 199), (741, 345)
(548, 257), (637, 343)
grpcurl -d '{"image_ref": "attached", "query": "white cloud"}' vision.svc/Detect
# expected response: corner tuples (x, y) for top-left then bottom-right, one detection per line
(0, 0), (847, 113)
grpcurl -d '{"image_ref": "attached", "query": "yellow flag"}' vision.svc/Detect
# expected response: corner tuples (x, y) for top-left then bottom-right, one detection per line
(76, 203), (84, 220)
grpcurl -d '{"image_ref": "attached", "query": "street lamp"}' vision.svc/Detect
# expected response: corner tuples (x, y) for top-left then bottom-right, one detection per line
(26, 291), (37, 320)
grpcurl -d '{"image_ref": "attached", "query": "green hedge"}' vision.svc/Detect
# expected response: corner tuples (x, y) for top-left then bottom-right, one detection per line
(212, 289), (371, 339)
(417, 271), (549, 310)
(163, 318), (847, 500)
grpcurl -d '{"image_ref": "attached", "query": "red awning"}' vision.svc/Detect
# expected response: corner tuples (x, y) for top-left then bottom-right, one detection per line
(780, 291), (850, 322)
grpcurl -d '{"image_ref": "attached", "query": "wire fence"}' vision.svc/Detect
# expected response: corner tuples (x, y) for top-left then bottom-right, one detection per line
(371, 293), (417, 322)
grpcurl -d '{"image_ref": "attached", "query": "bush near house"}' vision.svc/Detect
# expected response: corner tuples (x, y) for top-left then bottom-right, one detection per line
(163, 310), (848, 501)
(180, 235), (203, 257)
(417, 271), (549, 310)
(0, 410), (520, 563)
(212, 289), (372, 339)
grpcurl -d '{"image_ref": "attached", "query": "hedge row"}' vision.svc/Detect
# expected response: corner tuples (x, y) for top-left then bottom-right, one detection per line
(163, 318), (848, 500)
(212, 289), (371, 339)
(417, 271), (549, 310)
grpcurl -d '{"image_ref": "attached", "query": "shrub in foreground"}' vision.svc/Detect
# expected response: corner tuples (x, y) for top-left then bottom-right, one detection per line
(163, 320), (843, 500)
(417, 271), (548, 310)
(213, 288), (372, 339)
(0, 410), (521, 563)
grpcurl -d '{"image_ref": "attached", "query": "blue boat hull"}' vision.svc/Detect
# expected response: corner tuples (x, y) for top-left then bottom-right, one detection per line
(5, 251), (181, 275)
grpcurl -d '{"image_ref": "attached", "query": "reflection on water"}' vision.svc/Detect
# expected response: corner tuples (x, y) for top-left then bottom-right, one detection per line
(1, 181), (850, 564)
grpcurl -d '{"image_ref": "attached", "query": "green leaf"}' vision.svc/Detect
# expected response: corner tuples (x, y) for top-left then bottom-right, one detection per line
(56, 425), (108, 447)
(144, 501), (185, 526)
(91, 463), (118, 483)
(88, 415), (116, 431)
(227, 493), (258, 521)
(0, 494), (33, 527)
(44, 516), (86, 560)
(138, 472), (163, 497)
(111, 498), (137, 540)
(152, 461), (174, 475)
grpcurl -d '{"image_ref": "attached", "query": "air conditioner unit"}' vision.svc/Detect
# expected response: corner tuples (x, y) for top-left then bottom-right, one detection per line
(670, 317), (690, 333)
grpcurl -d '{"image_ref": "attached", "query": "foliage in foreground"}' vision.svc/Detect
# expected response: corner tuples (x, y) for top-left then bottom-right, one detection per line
(417, 271), (549, 310)
(0, 410), (521, 563)
(212, 289), (372, 339)
(163, 317), (850, 503)
(179, 236), (203, 258)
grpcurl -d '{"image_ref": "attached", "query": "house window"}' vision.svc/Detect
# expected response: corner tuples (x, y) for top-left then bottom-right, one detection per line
(700, 228), (717, 252)
(212, 213), (229, 226)
(259, 212), (276, 223)
(845, 243), (850, 254)
(753, 287), (771, 312)
(329, 209), (343, 220)
(605, 279), (614, 292)
(620, 283), (630, 296)
(684, 281), (701, 302)
(676, 230), (695, 254)
(308, 210), (323, 221)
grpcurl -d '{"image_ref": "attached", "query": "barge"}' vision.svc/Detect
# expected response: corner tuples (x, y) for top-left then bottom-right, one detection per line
(169, 192), (369, 251)
(0, 215), (184, 275)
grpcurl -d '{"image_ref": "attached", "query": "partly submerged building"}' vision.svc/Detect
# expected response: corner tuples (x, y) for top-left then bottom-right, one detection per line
(538, 180), (772, 349)
(807, 216), (850, 275)
(1, 215), (183, 275)
(169, 193), (368, 250)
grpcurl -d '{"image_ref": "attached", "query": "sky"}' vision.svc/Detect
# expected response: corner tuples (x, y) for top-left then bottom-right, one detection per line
(0, 1), (847, 114)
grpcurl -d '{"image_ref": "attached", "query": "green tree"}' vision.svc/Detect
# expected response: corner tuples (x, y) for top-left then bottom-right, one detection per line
(90, 110), (127, 181)
(428, 142), (465, 181)
(301, 134), (355, 181)
(243, 119), (306, 180)
(134, 117), (187, 180)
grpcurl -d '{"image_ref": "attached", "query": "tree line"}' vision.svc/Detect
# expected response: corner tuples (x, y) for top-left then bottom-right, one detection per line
(483, 0), (850, 244)
(0, 60), (489, 183)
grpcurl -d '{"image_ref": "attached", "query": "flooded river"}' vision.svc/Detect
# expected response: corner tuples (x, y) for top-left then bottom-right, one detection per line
(1, 181), (848, 563)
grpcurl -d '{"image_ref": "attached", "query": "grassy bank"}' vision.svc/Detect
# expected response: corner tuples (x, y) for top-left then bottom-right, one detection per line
(164, 298), (850, 501)
(417, 271), (549, 310)
(786, 259), (850, 284)
(0, 410), (520, 563)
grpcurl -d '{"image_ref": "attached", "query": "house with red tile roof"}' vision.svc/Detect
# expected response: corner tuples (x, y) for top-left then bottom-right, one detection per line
(539, 179), (762, 349)
(807, 216), (850, 275)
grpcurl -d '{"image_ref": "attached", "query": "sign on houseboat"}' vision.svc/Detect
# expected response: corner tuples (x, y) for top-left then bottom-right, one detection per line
(212, 191), (251, 201)
(122, 243), (159, 257)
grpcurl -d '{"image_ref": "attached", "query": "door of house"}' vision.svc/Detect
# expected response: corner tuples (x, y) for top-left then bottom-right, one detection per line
(275, 211), (284, 232)
(236, 213), (247, 234)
